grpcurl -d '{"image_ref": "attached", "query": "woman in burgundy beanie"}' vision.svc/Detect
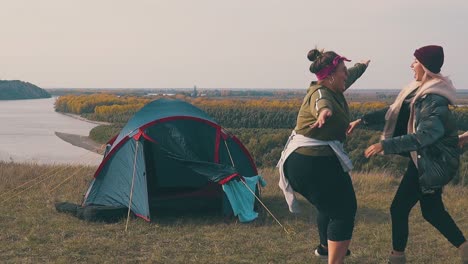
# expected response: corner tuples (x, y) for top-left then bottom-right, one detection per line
(348, 45), (467, 263)
(413, 45), (444, 74)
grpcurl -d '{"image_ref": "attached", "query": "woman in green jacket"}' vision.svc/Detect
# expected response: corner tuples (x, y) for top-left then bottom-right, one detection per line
(278, 48), (369, 264)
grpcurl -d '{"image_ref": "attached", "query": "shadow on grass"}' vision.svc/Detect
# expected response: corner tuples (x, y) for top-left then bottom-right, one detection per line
(147, 195), (312, 227)
(67, 196), (390, 228)
(150, 213), (226, 226)
(355, 206), (390, 224)
(251, 196), (317, 227)
(255, 196), (391, 227)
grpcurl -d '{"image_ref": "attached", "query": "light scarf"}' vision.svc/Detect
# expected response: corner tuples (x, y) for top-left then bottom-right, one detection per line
(382, 67), (456, 166)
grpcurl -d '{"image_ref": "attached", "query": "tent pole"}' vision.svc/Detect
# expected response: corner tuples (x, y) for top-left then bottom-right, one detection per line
(224, 139), (263, 194)
(125, 140), (140, 232)
(224, 140), (236, 168)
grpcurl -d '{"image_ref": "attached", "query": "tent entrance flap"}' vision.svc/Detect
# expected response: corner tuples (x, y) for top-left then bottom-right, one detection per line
(144, 140), (237, 215)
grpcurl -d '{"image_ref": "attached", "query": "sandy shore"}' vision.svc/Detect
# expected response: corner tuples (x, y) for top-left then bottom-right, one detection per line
(55, 132), (105, 155)
(55, 112), (110, 155)
(59, 112), (111, 126)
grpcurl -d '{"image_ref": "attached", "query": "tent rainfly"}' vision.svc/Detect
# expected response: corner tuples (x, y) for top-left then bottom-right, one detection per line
(79, 98), (264, 222)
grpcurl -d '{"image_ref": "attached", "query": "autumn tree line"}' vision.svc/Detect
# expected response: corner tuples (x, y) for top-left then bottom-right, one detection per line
(55, 94), (468, 185)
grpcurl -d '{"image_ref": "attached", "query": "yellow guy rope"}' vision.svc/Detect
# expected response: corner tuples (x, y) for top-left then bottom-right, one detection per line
(48, 153), (98, 193)
(0, 165), (64, 199)
(238, 177), (292, 235)
(223, 140), (291, 235)
(1, 151), (99, 204)
(0, 150), (100, 204)
(0, 150), (95, 200)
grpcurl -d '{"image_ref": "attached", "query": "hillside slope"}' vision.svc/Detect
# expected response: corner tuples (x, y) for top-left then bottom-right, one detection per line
(0, 80), (51, 100)
(0, 163), (466, 263)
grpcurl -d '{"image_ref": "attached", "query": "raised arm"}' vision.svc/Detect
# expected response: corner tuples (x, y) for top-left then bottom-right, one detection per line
(345, 60), (370, 90)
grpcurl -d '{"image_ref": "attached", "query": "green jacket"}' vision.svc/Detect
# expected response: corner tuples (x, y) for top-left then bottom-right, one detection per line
(382, 94), (460, 192)
(294, 63), (367, 156)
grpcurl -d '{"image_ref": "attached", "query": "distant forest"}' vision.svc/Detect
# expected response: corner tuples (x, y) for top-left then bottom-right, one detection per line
(54, 92), (468, 185)
(0, 80), (51, 100)
(54, 93), (468, 130)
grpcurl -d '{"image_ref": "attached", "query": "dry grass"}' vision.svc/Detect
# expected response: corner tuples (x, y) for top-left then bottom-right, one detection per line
(0, 162), (466, 263)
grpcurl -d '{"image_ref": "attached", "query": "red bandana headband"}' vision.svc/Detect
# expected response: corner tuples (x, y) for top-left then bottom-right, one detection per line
(315, 55), (351, 81)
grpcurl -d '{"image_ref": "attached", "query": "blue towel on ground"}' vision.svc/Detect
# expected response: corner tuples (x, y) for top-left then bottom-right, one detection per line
(222, 175), (266, 222)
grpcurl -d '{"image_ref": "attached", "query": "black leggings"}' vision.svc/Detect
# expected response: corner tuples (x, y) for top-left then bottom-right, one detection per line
(284, 152), (357, 243)
(391, 161), (466, 251)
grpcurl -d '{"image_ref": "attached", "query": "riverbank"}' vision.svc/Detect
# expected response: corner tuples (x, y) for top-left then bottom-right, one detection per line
(55, 132), (105, 154)
(59, 112), (112, 126)
(0, 98), (102, 164)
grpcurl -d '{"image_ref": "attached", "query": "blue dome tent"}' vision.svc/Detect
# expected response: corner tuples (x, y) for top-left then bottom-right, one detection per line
(80, 98), (261, 222)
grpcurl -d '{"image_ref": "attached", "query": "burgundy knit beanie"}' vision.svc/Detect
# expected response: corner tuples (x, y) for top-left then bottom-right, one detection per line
(414, 45), (444, 73)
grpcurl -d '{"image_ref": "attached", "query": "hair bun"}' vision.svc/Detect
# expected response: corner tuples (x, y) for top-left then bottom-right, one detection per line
(307, 49), (322, 62)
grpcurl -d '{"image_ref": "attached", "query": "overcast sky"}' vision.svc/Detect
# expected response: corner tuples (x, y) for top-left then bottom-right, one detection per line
(0, 0), (467, 89)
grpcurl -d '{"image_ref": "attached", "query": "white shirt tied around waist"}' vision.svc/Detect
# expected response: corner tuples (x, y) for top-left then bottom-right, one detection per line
(276, 130), (353, 213)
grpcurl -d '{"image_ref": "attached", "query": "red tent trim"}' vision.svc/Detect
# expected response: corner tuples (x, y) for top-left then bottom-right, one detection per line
(218, 173), (240, 185)
(106, 134), (118, 145)
(140, 130), (158, 144)
(135, 213), (150, 222)
(214, 127), (221, 163)
(230, 136), (258, 175)
(93, 116), (258, 178)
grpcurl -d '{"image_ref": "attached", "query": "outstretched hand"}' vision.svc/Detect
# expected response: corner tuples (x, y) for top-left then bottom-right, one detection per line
(459, 131), (468, 148)
(360, 60), (371, 66)
(310, 108), (332, 129)
(347, 119), (362, 135)
(364, 142), (383, 158)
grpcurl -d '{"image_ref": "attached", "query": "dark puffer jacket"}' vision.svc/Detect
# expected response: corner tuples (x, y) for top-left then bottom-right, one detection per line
(381, 94), (460, 193)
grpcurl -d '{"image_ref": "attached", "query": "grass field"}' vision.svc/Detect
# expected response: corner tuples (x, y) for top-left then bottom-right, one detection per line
(0, 163), (466, 263)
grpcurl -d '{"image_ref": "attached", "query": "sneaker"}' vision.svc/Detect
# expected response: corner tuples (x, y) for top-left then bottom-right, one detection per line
(388, 253), (406, 264)
(459, 241), (468, 264)
(314, 244), (329, 260)
(314, 244), (351, 259)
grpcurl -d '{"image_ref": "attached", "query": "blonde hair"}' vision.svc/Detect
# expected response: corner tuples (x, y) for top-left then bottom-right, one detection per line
(420, 64), (452, 87)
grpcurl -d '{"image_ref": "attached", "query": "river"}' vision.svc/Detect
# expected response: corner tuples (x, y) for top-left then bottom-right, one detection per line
(0, 98), (102, 165)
